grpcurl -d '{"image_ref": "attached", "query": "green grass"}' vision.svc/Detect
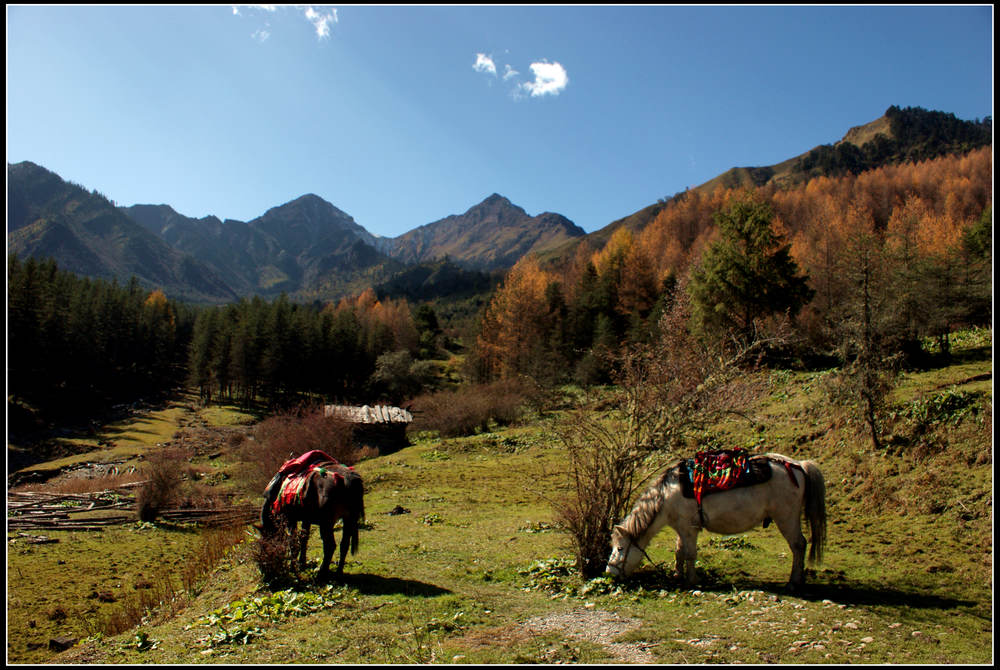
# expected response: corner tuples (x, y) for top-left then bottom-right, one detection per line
(7, 524), (208, 664)
(8, 332), (993, 664)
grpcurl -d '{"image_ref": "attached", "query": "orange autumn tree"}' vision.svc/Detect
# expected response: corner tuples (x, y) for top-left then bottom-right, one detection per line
(475, 254), (557, 381)
(473, 146), (990, 386)
(339, 287), (419, 356)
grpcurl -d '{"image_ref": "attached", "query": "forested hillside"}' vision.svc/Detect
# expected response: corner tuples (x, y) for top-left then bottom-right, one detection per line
(7, 108), (991, 461)
(474, 147), (992, 385)
(186, 288), (441, 409)
(577, 105), (992, 251)
(7, 255), (193, 429)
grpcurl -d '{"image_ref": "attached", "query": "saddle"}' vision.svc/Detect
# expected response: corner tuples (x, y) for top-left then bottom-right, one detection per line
(268, 450), (350, 515)
(678, 448), (775, 503)
(678, 448), (803, 527)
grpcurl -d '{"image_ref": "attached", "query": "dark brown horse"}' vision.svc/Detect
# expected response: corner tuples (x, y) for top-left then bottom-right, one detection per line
(261, 453), (365, 578)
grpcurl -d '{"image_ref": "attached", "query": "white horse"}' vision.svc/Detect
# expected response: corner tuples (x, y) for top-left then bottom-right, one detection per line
(605, 453), (826, 590)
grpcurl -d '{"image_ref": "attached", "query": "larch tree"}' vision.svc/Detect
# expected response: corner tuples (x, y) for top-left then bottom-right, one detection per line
(688, 191), (814, 347)
(475, 254), (555, 381)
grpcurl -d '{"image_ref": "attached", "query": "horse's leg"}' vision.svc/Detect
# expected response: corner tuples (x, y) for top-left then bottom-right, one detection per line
(318, 523), (335, 578)
(297, 521), (311, 570)
(336, 517), (356, 574)
(774, 513), (807, 590)
(675, 528), (699, 584)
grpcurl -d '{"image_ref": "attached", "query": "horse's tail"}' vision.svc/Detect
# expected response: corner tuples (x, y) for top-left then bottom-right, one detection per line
(801, 460), (827, 565)
(348, 474), (365, 555)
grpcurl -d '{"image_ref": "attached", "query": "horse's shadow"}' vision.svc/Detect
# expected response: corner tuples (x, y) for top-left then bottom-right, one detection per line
(631, 568), (977, 611)
(792, 581), (976, 611)
(324, 572), (451, 598)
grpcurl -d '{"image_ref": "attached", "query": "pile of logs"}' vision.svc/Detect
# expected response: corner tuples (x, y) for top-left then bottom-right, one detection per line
(7, 486), (257, 532)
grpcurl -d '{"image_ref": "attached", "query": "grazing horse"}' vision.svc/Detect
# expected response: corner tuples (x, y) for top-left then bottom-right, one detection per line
(260, 450), (365, 578)
(606, 452), (826, 590)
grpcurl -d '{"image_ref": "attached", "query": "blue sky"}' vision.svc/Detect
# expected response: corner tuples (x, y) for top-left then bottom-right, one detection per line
(6, 5), (993, 238)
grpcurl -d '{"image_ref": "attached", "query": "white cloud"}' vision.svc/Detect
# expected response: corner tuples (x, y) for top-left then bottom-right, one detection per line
(233, 4), (276, 14)
(234, 5), (334, 42)
(473, 53), (497, 76)
(304, 6), (338, 39)
(521, 60), (569, 97)
(473, 52), (569, 100)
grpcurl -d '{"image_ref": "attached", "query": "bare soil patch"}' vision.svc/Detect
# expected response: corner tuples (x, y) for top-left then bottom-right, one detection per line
(523, 608), (657, 664)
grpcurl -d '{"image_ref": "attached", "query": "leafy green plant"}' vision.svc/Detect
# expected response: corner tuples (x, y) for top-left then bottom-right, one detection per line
(893, 389), (982, 429)
(191, 587), (345, 649)
(203, 625), (266, 648)
(195, 587), (344, 628)
(518, 520), (562, 534)
(708, 535), (758, 552)
(123, 631), (159, 652)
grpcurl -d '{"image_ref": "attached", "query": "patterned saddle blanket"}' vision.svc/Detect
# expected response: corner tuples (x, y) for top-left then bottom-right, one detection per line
(268, 450), (351, 515)
(679, 448), (774, 504)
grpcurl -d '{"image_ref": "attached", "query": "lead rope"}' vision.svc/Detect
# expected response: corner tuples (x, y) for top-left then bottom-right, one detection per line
(624, 532), (672, 578)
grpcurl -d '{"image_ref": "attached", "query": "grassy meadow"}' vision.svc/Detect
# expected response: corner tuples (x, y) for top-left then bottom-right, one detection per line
(6, 330), (993, 665)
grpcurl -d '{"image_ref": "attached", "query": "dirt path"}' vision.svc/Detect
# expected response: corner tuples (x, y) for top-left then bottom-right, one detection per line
(523, 608), (657, 664)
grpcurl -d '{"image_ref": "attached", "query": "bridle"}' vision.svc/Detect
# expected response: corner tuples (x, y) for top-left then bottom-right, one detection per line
(612, 529), (669, 576)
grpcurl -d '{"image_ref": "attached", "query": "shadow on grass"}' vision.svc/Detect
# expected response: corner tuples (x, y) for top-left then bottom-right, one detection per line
(626, 568), (978, 611)
(99, 424), (162, 438)
(333, 572), (452, 598)
(792, 581), (978, 610)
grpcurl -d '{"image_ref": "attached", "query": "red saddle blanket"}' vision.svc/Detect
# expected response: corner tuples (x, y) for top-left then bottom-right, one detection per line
(270, 450), (350, 514)
(690, 448), (752, 505)
(681, 449), (801, 505)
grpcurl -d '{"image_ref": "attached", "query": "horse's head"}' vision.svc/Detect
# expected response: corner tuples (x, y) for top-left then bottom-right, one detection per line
(606, 525), (644, 577)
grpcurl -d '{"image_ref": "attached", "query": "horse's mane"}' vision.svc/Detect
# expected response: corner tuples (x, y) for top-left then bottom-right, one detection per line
(620, 460), (684, 540)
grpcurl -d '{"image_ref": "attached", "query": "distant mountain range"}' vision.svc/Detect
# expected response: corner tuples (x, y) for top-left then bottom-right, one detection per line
(7, 161), (239, 303)
(7, 164), (585, 303)
(123, 195), (390, 299)
(7, 105), (989, 304)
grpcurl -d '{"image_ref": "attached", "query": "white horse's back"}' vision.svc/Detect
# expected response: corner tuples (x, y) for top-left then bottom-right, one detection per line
(671, 456), (806, 535)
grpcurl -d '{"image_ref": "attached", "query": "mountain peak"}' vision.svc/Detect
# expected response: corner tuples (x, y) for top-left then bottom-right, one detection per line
(385, 194), (583, 271)
(467, 193), (526, 219)
(291, 193), (327, 205)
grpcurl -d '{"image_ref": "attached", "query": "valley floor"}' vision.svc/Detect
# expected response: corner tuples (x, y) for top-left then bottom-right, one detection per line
(7, 346), (994, 665)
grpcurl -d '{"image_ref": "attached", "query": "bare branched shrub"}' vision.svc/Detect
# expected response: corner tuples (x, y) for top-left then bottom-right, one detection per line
(135, 448), (187, 521)
(554, 408), (667, 578)
(238, 406), (359, 496)
(252, 519), (297, 588)
(552, 289), (771, 577)
(409, 379), (529, 438)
